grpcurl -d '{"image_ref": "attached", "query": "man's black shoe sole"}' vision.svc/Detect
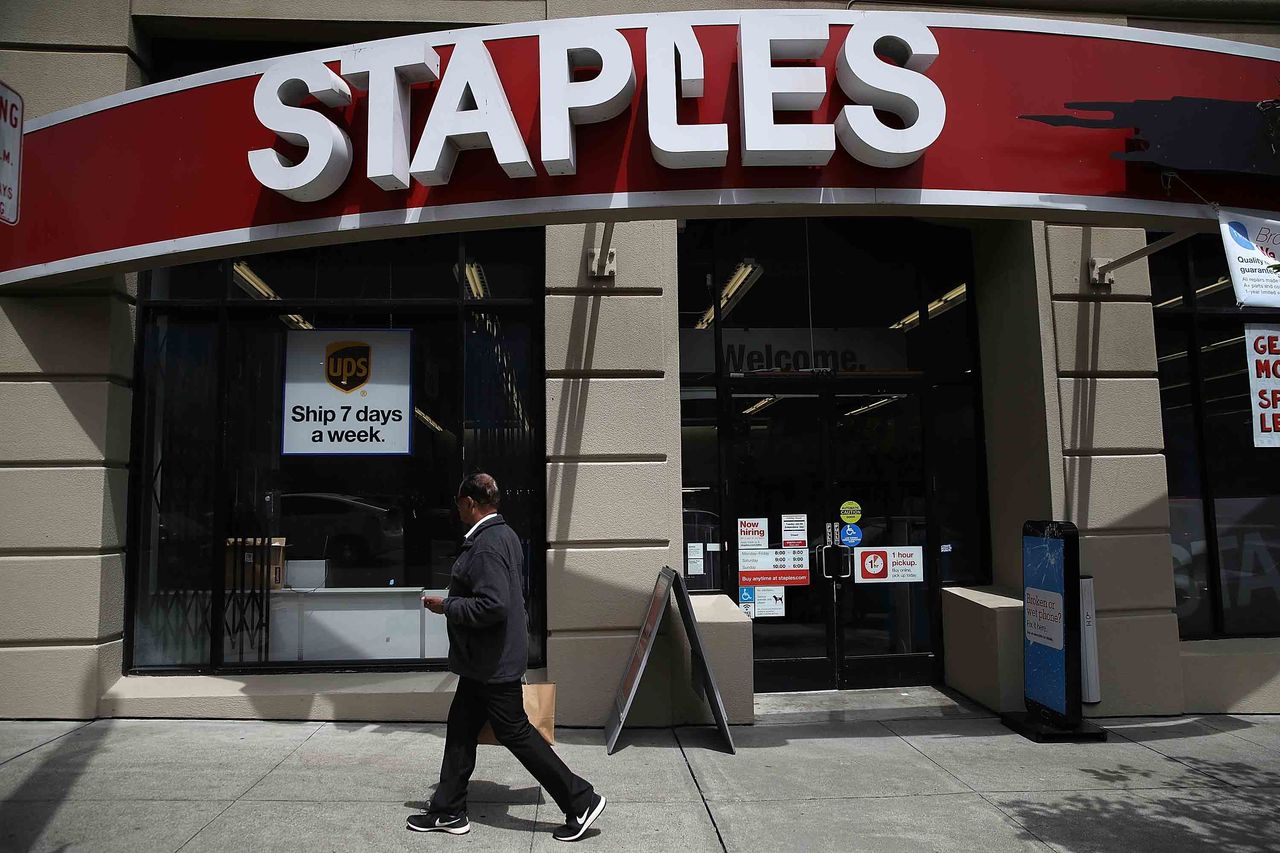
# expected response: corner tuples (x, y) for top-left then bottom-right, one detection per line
(554, 794), (607, 842)
(407, 820), (471, 835)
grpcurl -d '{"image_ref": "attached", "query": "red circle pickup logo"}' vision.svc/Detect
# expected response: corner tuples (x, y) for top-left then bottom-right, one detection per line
(860, 550), (888, 579)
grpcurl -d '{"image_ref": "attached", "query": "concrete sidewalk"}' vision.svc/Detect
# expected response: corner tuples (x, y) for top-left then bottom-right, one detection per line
(2, 691), (1279, 853)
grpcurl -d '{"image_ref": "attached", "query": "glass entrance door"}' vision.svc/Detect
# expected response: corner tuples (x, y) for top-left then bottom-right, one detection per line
(729, 382), (935, 691)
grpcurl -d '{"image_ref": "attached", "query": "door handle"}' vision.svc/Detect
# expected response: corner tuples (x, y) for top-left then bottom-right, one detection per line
(818, 544), (834, 579)
(838, 545), (854, 579)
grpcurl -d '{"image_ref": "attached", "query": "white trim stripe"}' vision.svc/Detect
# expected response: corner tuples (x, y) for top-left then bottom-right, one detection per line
(0, 187), (1257, 288)
(23, 10), (1280, 133)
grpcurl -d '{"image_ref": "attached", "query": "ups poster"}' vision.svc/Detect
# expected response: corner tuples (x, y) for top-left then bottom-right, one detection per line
(282, 329), (411, 455)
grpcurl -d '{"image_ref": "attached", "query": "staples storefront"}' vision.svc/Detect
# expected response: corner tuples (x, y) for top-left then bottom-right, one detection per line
(3, 9), (1280, 724)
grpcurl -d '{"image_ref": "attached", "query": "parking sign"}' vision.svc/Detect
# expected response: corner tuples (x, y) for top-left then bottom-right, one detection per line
(0, 80), (22, 225)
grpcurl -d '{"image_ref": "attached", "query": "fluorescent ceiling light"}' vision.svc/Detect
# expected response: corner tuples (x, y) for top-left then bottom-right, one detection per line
(233, 260), (313, 329)
(891, 283), (967, 332)
(456, 261), (490, 300)
(741, 395), (777, 415)
(696, 260), (764, 329)
(414, 407), (445, 433)
(843, 395), (904, 418)
(1154, 276), (1232, 309)
(232, 260), (279, 301)
(1157, 334), (1245, 364)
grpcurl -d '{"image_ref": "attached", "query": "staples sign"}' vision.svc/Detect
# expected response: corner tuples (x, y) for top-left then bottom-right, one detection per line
(247, 15), (946, 201)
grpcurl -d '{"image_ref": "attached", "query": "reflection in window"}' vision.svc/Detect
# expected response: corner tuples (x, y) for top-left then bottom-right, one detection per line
(1153, 232), (1280, 638)
(681, 387), (722, 590)
(132, 315), (218, 667)
(131, 230), (544, 670)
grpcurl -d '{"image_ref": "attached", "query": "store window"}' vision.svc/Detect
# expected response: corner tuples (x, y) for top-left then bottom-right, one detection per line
(1153, 233), (1280, 638)
(127, 230), (545, 671)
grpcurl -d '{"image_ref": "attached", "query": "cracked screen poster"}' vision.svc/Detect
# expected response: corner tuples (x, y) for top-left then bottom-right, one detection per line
(1024, 534), (1067, 716)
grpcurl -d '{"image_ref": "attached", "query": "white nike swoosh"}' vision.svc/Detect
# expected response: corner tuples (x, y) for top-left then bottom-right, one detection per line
(576, 807), (590, 824)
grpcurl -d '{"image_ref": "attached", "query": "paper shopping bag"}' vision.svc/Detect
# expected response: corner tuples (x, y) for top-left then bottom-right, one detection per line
(478, 682), (556, 745)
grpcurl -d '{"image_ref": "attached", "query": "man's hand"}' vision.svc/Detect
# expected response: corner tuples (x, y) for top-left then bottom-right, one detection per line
(422, 595), (446, 614)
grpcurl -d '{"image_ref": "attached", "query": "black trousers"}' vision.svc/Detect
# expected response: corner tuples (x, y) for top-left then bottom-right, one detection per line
(430, 677), (593, 817)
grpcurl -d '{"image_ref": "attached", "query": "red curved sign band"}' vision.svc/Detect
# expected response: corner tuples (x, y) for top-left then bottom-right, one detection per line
(2, 12), (1278, 286)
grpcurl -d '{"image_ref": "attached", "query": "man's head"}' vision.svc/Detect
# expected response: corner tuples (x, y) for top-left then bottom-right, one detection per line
(456, 472), (500, 529)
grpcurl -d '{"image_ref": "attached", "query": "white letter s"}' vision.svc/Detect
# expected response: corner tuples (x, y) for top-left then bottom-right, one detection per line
(248, 57), (354, 202)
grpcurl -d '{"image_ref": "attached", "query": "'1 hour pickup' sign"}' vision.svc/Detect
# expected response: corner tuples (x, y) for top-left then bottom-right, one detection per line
(853, 547), (924, 583)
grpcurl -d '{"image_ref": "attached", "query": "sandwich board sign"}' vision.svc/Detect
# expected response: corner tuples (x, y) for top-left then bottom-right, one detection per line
(605, 566), (734, 755)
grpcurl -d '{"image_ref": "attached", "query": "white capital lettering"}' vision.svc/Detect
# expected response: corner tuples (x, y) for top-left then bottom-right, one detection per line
(341, 38), (440, 190)
(410, 38), (535, 186)
(737, 13), (834, 167)
(836, 20), (945, 168)
(539, 25), (637, 176)
(645, 22), (728, 169)
(248, 57), (354, 202)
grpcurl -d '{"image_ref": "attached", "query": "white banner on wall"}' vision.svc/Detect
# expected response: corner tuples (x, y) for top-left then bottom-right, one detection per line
(1220, 211), (1280, 308)
(1246, 323), (1280, 448)
(282, 329), (412, 455)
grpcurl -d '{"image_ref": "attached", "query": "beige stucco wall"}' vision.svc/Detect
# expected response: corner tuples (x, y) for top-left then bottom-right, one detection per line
(946, 221), (1185, 716)
(0, 288), (134, 719)
(543, 220), (751, 726)
(1042, 223), (1184, 716)
(0, 5), (139, 718)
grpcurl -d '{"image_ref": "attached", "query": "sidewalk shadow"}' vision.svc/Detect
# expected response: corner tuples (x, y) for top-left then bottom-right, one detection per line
(0, 721), (107, 852)
(996, 772), (1280, 853)
(405, 781), (543, 832)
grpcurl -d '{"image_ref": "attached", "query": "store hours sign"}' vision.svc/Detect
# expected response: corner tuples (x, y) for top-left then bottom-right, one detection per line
(282, 329), (411, 455)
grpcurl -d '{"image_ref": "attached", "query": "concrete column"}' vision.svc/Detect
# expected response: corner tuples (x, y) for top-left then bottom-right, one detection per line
(972, 221), (1063, 591)
(943, 221), (1063, 711)
(544, 221), (686, 726)
(1042, 223), (1183, 715)
(0, 4), (141, 718)
(946, 221), (1183, 716)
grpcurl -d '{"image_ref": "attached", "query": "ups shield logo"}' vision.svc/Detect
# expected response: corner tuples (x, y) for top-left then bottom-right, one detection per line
(325, 341), (371, 393)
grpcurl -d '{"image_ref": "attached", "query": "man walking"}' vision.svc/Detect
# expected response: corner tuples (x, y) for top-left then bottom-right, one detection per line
(409, 473), (606, 842)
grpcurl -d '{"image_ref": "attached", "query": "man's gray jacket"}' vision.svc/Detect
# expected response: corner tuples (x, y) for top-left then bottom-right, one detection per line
(442, 514), (528, 683)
